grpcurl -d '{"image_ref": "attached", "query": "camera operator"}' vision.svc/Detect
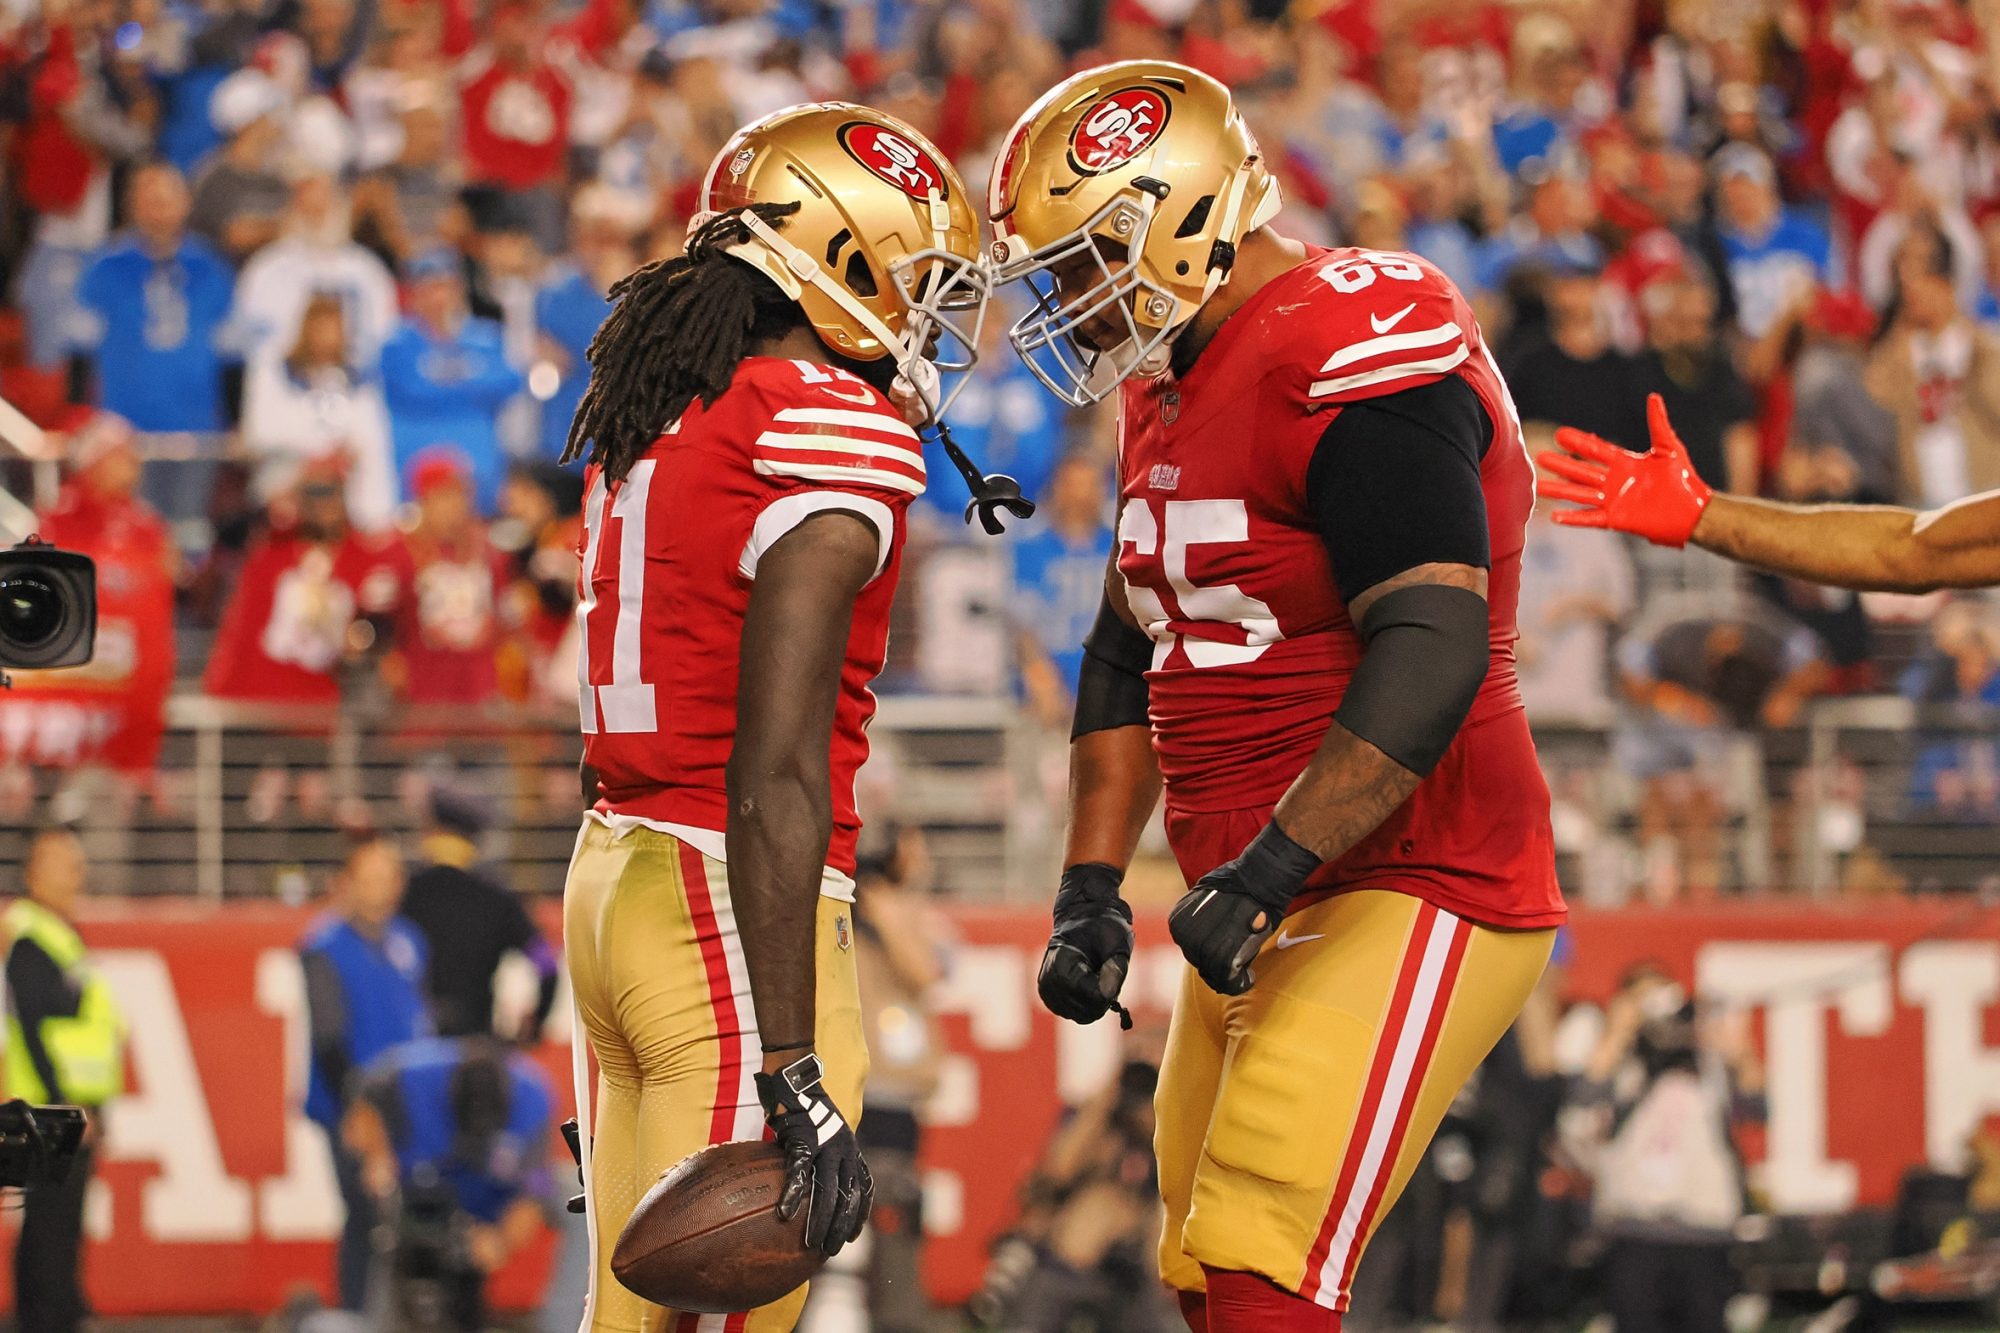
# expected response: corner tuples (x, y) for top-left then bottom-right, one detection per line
(971, 1056), (1177, 1333)
(341, 1035), (554, 1330)
(1580, 965), (1766, 1333)
(4, 826), (126, 1333)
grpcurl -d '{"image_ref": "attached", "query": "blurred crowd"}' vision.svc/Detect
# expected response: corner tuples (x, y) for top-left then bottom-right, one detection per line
(5, 0), (2000, 901)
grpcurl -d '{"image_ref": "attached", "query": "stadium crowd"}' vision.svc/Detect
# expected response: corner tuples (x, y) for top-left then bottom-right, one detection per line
(3, 0), (2000, 870)
(3, 0), (2000, 896)
(5, 0), (2000, 1328)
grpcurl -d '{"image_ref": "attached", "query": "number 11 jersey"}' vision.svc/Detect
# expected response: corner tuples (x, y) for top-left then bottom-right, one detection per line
(575, 355), (921, 876)
(1116, 247), (1563, 930)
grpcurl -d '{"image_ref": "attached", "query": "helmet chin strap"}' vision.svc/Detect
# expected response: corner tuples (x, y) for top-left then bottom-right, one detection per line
(729, 211), (938, 422)
(1129, 157), (1261, 381)
(728, 210), (1034, 534)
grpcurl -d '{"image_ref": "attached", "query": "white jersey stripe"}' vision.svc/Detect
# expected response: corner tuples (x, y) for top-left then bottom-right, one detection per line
(1313, 909), (1465, 1299)
(1318, 322), (1464, 374)
(753, 459), (925, 495)
(754, 430), (927, 471)
(772, 406), (920, 439)
(1306, 345), (1471, 400)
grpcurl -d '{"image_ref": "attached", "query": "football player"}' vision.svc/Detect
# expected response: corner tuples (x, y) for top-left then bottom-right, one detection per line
(987, 63), (1564, 1331)
(559, 104), (985, 1332)
(1541, 392), (2000, 592)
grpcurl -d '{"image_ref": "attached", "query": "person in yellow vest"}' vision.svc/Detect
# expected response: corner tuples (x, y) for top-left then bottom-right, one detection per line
(4, 826), (125, 1333)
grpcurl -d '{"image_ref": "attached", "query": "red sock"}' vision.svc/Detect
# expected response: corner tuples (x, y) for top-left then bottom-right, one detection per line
(1177, 1288), (1208, 1332)
(1201, 1266), (1342, 1333)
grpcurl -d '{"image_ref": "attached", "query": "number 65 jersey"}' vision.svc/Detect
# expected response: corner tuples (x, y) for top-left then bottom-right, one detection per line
(1118, 247), (1563, 930)
(574, 355), (921, 876)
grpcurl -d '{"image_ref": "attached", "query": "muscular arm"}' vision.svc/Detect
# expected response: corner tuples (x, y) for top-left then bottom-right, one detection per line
(726, 510), (884, 1076)
(1693, 490), (2000, 593)
(1275, 562), (1488, 860)
(1275, 379), (1495, 860)
(1063, 555), (1162, 873)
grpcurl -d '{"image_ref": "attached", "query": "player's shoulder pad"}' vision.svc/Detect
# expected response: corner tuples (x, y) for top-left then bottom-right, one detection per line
(1275, 248), (1476, 407)
(729, 355), (928, 498)
(731, 354), (901, 420)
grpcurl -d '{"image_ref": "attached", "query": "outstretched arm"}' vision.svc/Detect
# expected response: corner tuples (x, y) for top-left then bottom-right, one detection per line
(1539, 393), (2000, 593)
(1691, 491), (2000, 594)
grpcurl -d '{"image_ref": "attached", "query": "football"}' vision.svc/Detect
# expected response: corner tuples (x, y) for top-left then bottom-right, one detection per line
(610, 1139), (825, 1312)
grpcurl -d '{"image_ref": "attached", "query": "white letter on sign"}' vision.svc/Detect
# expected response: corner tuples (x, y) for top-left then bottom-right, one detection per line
(1900, 941), (2000, 1173)
(254, 948), (342, 1238)
(1697, 942), (1891, 1214)
(97, 950), (254, 1241)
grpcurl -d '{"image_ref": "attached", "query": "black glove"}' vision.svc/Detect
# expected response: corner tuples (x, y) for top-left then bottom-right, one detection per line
(1168, 821), (1321, 996)
(560, 1118), (585, 1215)
(1038, 863), (1136, 1026)
(756, 1053), (872, 1256)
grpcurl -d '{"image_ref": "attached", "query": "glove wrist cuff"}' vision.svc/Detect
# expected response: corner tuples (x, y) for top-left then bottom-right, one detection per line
(1055, 862), (1131, 921)
(1239, 820), (1322, 911)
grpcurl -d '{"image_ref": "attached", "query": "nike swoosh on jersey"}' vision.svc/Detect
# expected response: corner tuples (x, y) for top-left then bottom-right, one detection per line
(1370, 303), (1417, 334)
(1273, 931), (1326, 950)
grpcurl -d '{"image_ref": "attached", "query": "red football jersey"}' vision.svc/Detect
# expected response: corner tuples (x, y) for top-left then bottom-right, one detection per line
(576, 356), (920, 875)
(389, 528), (508, 706)
(202, 528), (405, 704)
(1116, 247), (1563, 930)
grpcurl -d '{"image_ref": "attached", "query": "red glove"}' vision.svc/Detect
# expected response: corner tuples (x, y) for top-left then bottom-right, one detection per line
(1535, 393), (1714, 548)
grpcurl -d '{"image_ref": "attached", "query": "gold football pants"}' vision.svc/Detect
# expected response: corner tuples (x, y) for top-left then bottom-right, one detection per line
(564, 819), (867, 1332)
(1154, 889), (1553, 1311)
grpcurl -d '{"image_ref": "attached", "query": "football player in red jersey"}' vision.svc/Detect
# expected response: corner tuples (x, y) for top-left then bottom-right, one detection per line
(558, 104), (986, 1331)
(987, 63), (1563, 1331)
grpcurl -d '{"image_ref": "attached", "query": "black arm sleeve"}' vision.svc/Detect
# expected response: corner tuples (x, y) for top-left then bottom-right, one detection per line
(1308, 377), (1495, 776)
(301, 949), (353, 1109)
(6, 939), (76, 1104)
(1305, 374), (1494, 602)
(1070, 593), (1153, 741)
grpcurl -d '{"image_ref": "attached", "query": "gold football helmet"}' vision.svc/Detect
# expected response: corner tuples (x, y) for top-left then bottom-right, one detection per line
(987, 61), (1281, 405)
(695, 102), (988, 424)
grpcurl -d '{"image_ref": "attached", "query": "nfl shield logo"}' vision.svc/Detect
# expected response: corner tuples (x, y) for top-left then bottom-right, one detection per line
(835, 914), (851, 951)
(1161, 388), (1181, 424)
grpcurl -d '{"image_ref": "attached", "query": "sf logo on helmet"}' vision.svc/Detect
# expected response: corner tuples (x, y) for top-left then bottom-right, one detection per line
(1067, 87), (1171, 175)
(840, 122), (948, 201)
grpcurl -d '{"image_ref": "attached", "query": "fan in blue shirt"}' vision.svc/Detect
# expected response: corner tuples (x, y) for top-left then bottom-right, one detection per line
(77, 164), (235, 432)
(381, 248), (527, 513)
(1713, 145), (1832, 338)
(1009, 453), (1115, 722)
(533, 261), (614, 464)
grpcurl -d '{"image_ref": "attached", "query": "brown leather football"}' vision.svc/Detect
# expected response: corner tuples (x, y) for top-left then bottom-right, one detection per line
(610, 1139), (825, 1313)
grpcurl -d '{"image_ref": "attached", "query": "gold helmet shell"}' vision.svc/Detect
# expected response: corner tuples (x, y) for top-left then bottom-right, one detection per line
(986, 61), (1281, 405)
(697, 102), (988, 422)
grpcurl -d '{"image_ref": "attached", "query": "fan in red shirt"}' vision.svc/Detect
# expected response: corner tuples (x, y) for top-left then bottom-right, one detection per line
(202, 459), (405, 704)
(457, 2), (572, 195)
(382, 448), (508, 707)
(0, 413), (177, 778)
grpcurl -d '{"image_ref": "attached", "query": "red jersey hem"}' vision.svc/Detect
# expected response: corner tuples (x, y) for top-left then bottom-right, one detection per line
(1290, 880), (1567, 932)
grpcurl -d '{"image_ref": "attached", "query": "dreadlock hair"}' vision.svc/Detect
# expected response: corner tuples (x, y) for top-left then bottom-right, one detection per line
(562, 202), (809, 482)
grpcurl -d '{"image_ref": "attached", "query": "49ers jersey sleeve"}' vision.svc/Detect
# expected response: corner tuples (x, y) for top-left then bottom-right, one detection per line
(575, 356), (919, 875)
